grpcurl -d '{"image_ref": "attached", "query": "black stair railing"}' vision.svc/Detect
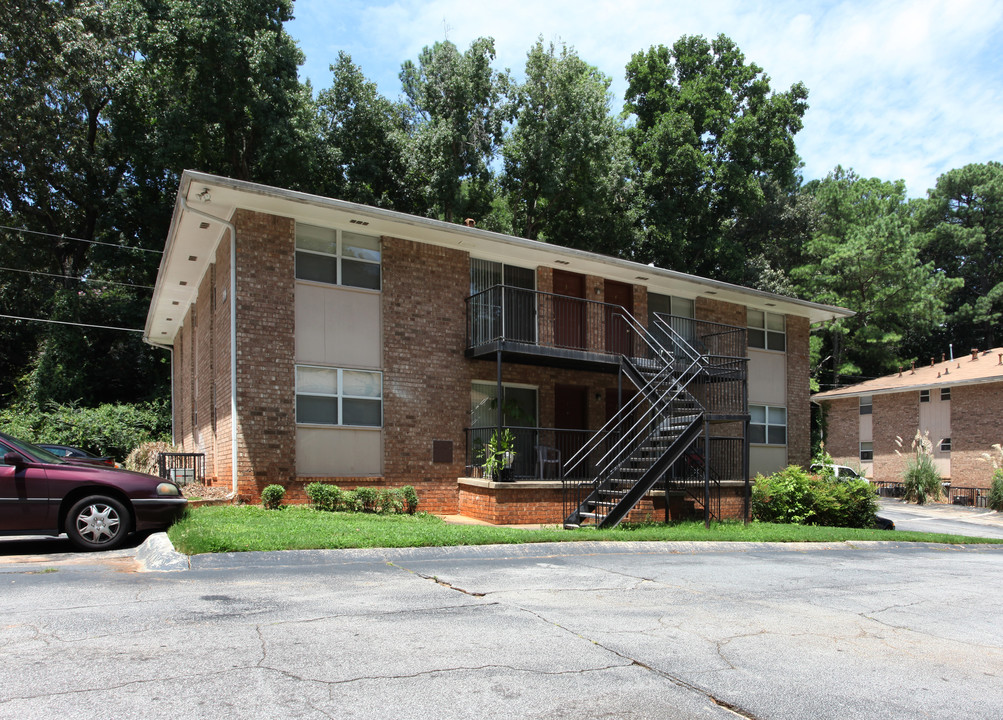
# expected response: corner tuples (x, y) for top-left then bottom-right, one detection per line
(563, 312), (711, 528)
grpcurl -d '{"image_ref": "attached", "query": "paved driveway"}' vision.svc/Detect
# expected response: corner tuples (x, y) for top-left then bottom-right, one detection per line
(2, 539), (1002, 720)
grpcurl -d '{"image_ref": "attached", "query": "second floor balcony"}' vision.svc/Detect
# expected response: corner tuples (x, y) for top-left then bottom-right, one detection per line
(465, 285), (748, 372)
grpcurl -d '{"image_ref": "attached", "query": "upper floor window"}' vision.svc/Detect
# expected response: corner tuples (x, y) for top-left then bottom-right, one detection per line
(859, 396), (872, 415)
(920, 389), (930, 403)
(748, 310), (785, 352)
(750, 404), (787, 445)
(295, 224), (381, 290)
(940, 387), (951, 401)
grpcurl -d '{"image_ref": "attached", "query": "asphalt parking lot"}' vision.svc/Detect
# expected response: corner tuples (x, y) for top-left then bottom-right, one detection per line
(3, 532), (1003, 720)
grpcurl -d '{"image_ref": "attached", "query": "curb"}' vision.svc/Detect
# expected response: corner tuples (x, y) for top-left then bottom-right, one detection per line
(135, 532), (190, 572)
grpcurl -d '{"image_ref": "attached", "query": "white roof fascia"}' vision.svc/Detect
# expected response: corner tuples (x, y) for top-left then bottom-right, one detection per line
(145, 170), (854, 345)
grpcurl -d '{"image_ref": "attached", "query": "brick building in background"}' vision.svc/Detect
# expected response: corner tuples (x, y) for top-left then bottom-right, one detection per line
(144, 171), (850, 524)
(813, 349), (1003, 488)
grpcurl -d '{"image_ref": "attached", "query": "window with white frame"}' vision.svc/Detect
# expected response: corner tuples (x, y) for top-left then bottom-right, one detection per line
(940, 387), (951, 401)
(295, 224), (381, 290)
(747, 309), (785, 351)
(295, 365), (382, 426)
(860, 441), (873, 461)
(750, 404), (787, 445)
(859, 395), (872, 415)
(940, 438), (952, 452)
(920, 389), (930, 403)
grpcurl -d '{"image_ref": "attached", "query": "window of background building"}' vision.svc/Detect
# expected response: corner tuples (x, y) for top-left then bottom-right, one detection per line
(940, 387), (951, 401)
(920, 389), (930, 403)
(859, 395), (872, 415)
(860, 441), (873, 461)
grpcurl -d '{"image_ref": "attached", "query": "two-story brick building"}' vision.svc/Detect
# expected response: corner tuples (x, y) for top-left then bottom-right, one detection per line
(144, 171), (851, 525)
(813, 349), (1003, 488)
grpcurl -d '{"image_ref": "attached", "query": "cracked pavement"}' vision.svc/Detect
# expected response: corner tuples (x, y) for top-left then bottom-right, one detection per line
(2, 541), (1002, 719)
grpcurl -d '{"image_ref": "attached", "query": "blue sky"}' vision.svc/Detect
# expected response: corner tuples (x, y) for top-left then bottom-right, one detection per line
(286, 0), (1003, 197)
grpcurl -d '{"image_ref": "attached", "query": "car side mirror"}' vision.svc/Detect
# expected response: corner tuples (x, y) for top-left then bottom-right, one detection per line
(3, 452), (26, 467)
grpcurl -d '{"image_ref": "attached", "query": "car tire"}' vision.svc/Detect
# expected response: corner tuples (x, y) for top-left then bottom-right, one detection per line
(65, 495), (131, 551)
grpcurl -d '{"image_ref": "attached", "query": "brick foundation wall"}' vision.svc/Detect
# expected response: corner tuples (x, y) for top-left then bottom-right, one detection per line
(232, 209), (296, 499)
(381, 236), (471, 513)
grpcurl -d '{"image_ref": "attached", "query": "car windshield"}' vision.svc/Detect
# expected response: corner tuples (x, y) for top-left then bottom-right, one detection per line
(0, 431), (67, 464)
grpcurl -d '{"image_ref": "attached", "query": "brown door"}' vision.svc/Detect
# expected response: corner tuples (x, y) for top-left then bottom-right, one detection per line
(555, 384), (588, 475)
(604, 280), (633, 355)
(553, 270), (586, 350)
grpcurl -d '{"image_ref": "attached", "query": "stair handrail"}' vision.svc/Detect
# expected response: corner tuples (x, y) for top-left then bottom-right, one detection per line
(563, 311), (705, 478)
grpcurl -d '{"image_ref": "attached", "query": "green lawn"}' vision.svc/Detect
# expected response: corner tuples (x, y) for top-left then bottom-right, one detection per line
(167, 505), (1003, 555)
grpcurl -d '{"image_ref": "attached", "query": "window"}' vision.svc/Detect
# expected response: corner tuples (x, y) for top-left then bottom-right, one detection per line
(859, 396), (872, 415)
(748, 309), (785, 351)
(750, 405), (787, 445)
(860, 441), (873, 462)
(470, 381), (538, 429)
(295, 366), (382, 426)
(940, 438), (952, 452)
(920, 389), (930, 403)
(940, 387), (951, 401)
(295, 224), (381, 290)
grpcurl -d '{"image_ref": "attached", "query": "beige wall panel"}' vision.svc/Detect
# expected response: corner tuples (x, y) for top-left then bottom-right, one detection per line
(295, 282), (381, 369)
(751, 445), (788, 477)
(748, 349), (786, 405)
(859, 412), (873, 442)
(919, 397), (951, 461)
(296, 427), (382, 476)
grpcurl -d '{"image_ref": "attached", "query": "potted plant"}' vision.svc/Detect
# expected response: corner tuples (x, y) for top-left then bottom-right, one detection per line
(478, 429), (517, 482)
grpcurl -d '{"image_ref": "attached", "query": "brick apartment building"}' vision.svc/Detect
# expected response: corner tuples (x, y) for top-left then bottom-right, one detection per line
(144, 171), (851, 525)
(813, 349), (1003, 488)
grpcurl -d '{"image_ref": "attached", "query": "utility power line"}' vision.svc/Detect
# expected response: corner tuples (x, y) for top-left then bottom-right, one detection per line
(0, 224), (163, 254)
(0, 314), (143, 333)
(0, 265), (154, 290)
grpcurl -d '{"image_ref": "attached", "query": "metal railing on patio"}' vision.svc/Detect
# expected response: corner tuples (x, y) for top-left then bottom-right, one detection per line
(465, 427), (595, 481)
(157, 452), (206, 487)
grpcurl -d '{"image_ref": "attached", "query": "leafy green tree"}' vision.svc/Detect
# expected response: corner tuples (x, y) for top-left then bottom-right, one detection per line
(316, 52), (414, 210)
(501, 39), (638, 254)
(796, 168), (961, 388)
(624, 34), (809, 281)
(400, 37), (510, 223)
(918, 162), (1003, 351)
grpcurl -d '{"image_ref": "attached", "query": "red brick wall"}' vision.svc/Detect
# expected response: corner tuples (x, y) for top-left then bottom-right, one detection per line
(823, 397), (859, 466)
(381, 235), (471, 513)
(785, 315), (811, 467)
(951, 382), (1003, 487)
(695, 296), (745, 327)
(232, 209), (297, 499)
(213, 233), (233, 487)
(872, 392), (916, 482)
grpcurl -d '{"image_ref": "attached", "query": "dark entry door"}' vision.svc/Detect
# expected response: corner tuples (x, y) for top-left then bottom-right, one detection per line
(553, 270), (586, 350)
(604, 280), (633, 356)
(555, 384), (588, 476)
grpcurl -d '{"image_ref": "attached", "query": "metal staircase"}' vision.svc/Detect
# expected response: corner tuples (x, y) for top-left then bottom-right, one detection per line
(563, 313), (713, 528)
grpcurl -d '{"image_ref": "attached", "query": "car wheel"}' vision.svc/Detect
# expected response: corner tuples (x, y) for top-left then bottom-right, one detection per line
(65, 495), (131, 551)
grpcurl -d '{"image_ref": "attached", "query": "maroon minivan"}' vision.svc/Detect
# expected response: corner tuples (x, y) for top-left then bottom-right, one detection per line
(0, 431), (187, 551)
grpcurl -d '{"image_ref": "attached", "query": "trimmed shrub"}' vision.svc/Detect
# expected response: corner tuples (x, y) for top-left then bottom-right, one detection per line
(401, 485), (419, 514)
(261, 485), (286, 510)
(752, 465), (878, 528)
(376, 488), (404, 514)
(306, 482), (344, 512)
(353, 486), (378, 512)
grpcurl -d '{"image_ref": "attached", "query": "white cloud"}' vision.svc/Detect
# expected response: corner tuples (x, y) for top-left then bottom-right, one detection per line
(287, 0), (1003, 196)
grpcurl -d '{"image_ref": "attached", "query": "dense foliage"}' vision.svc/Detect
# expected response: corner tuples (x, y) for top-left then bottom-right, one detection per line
(751, 465), (879, 528)
(0, 1), (997, 424)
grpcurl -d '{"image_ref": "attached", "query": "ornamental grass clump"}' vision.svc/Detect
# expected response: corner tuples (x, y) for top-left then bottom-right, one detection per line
(979, 444), (1003, 512)
(896, 430), (942, 505)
